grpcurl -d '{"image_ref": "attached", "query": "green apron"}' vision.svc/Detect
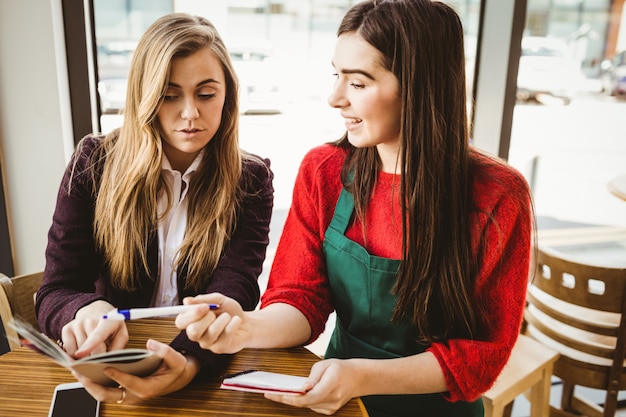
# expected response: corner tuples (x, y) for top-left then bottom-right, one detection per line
(322, 188), (484, 417)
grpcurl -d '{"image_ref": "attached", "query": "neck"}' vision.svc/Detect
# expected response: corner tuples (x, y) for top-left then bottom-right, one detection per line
(376, 142), (401, 174)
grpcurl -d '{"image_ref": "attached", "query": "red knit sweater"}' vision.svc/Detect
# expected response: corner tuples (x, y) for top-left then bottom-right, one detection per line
(262, 144), (532, 402)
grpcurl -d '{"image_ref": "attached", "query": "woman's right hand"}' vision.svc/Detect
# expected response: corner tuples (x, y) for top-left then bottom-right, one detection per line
(175, 293), (249, 354)
(61, 300), (129, 358)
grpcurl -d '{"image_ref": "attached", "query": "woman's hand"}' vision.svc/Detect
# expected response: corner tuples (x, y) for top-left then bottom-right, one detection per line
(264, 359), (360, 415)
(61, 300), (128, 357)
(175, 293), (250, 354)
(265, 353), (449, 414)
(73, 339), (202, 404)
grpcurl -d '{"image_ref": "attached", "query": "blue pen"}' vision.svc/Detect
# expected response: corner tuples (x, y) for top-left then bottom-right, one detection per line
(102, 304), (219, 320)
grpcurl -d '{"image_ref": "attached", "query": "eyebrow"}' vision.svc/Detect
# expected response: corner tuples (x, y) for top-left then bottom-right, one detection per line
(168, 78), (221, 88)
(332, 62), (376, 80)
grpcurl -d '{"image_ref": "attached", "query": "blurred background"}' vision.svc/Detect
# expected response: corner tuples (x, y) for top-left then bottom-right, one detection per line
(94, 0), (625, 229)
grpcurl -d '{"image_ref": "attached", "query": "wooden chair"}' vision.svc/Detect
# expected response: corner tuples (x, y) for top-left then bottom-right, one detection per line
(483, 334), (559, 417)
(0, 271), (43, 331)
(0, 280), (19, 353)
(523, 245), (626, 417)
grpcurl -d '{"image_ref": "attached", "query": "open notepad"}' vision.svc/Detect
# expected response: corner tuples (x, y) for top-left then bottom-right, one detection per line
(10, 317), (162, 386)
(220, 370), (309, 395)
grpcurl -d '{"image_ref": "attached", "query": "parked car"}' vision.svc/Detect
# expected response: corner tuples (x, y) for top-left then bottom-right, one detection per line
(96, 39), (286, 115)
(600, 50), (626, 98)
(227, 39), (287, 114)
(98, 77), (127, 114)
(516, 37), (582, 105)
(97, 41), (135, 114)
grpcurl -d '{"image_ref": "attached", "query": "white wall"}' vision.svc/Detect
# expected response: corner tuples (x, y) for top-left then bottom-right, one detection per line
(0, 0), (70, 274)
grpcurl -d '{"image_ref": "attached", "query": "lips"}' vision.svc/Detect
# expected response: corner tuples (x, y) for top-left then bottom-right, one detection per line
(176, 128), (205, 139)
(341, 114), (362, 124)
(342, 115), (362, 132)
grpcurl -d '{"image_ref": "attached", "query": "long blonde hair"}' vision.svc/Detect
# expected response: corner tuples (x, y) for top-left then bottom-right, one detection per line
(92, 13), (243, 291)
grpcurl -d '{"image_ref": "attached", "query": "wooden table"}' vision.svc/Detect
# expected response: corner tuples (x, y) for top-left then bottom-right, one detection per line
(0, 318), (367, 416)
(608, 174), (626, 201)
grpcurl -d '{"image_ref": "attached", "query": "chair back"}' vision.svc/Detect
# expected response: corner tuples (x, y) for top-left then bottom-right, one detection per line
(524, 245), (626, 417)
(0, 271), (43, 331)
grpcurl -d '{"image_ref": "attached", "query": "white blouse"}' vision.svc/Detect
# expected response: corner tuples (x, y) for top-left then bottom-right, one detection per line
(151, 151), (203, 307)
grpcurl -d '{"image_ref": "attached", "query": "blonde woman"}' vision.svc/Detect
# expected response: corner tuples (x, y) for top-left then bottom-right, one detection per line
(36, 13), (273, 403)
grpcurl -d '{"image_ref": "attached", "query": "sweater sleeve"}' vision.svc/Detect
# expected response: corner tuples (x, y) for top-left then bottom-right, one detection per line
(261, 145), (342, 342)
(36, 136), (110, 338)
(428, 166), (533, 402)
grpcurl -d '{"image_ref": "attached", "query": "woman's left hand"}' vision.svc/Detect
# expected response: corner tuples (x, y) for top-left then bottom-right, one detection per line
(264, 359), (359, 415)
(73, 339), (202, 404)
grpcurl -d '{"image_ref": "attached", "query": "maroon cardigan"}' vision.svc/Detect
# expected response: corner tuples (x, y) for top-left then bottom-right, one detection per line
(36, 135), (274, 373)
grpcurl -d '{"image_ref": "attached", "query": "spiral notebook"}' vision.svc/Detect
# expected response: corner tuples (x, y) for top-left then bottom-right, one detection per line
(9, 316), (162, 386)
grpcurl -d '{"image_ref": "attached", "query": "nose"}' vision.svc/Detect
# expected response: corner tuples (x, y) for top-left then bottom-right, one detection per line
(327, 79), (348, 108)
(181, 98), (199, 120)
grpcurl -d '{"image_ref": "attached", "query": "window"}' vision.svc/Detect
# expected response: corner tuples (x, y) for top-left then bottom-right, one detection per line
(508, 0), (626, 265)
(93, 0), (481, 211)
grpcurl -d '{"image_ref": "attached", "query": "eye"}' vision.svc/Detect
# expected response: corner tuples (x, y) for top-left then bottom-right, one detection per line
(163, 90), (179, 101)
(198, 93), (217, 100)
(350, 82), (365, 89)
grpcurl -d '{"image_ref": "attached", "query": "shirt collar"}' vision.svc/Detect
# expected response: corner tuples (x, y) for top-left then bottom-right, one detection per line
(161, 149), (204, 178)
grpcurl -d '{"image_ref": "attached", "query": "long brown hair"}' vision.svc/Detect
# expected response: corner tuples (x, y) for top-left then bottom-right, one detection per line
(89, 13), (245, 291)
(337, 0), (478, 342)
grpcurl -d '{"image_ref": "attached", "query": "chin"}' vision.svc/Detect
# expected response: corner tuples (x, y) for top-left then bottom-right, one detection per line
(346, 133), (373, 149)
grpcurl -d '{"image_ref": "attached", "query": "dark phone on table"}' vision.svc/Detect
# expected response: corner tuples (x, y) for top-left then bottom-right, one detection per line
(48, 382), (100, 417)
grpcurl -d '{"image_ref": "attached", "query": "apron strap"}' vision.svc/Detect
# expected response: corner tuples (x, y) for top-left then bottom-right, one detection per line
(328, 188), (354, 234)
